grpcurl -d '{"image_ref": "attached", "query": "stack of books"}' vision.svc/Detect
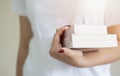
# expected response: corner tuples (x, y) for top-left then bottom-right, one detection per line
(61, 25), (118, 48)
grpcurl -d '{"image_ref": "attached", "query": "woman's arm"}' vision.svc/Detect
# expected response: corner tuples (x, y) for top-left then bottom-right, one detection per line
(50, 25), (120, 67)
(82, 24), (120, 67)
(17, 16), (32, 76)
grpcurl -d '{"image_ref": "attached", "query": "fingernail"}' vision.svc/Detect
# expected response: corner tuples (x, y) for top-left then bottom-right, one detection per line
(56, 29), (58, 32)
(64, 25), (71, 27)
(67, 25), (71, 27)
(58, 49), (64, 53)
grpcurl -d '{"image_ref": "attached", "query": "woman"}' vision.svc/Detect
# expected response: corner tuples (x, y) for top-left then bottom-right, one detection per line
(13, 0), (120, 76)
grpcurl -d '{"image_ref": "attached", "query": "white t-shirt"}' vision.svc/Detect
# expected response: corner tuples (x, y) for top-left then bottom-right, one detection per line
(13, 0), (120, 76)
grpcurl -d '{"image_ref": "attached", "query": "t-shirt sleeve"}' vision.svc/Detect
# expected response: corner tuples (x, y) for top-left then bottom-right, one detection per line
(12, 0), (27, 16)
(105, 0), (120, 26)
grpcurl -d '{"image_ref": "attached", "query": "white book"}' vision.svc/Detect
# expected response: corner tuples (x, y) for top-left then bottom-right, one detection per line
(63, 34), (118, 48)
(65, 25), (108, 36)
(61, 25), (118, 48)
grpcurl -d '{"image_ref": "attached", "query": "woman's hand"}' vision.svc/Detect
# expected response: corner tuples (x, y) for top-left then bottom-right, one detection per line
(49, 26), (85, 67)
(50, 25), (120, 67)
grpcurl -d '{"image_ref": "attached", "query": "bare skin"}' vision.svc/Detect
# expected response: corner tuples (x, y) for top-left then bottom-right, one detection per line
(50, 25), (120, 67)
(16, 16), (32, 76)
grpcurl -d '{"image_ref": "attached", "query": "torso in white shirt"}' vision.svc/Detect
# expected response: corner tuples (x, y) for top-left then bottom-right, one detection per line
(15, 0), (120, 76)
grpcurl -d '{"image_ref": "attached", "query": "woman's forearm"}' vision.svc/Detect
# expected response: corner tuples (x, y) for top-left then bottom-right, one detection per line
(79, 41), (120, 67)
(49, 24), (120, 67)
(17, 47), (29, 76)
(78, 24), (120, 67)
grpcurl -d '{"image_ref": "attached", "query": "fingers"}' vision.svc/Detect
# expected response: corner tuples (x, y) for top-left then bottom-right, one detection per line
(53, 25), (70, 44)
(55, 26), (69, 37)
